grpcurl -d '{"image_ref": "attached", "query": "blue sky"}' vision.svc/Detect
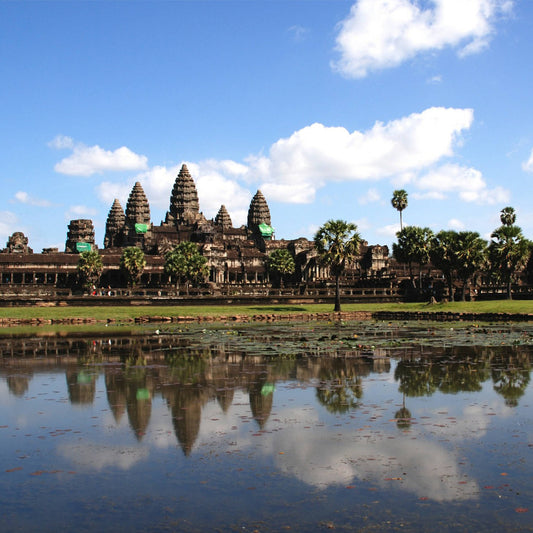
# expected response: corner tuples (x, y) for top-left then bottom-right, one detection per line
(1, 0), (532, 252)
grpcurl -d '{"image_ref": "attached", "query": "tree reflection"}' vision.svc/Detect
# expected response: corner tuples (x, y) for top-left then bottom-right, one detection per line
(315, 359), (366, 414)
(491, 351), (531, 407)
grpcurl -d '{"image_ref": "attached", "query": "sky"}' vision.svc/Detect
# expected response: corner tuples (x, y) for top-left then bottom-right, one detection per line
(1, 0), (532, 253)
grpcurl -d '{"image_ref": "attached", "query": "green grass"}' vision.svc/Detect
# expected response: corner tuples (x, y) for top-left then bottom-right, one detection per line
(0, 300), (531, 322)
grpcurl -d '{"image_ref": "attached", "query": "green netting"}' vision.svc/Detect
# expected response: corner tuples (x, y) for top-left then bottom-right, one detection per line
(258, 223), (274, 237)
(136, 388), (151, 400)
(135, 223), (149, 234)
(76, 242), (92, 252)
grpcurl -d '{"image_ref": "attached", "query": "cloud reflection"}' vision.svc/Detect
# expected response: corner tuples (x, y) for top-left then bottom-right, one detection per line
(58, 443), (149, 471)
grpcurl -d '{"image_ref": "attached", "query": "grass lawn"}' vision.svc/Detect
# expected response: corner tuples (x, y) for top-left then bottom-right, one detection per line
(0, 300), (531, 322)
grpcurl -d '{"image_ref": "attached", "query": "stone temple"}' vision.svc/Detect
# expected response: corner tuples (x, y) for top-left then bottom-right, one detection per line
(0, 164), (391, 294)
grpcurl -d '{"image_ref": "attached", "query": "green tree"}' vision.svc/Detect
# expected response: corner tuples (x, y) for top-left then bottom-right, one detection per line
(120, 247), (146, 287)
(314, 219), (362, 312)
(391, 189), (408, 230)
(430, 230), (460, 302)
(77, 250), (103, 290)
(488, 224), (530, 299)
(500, 206), (516, 226)
(393, 226), (434, 290)
(455, 231), (487, 301)
(267, 248), (295, 288)
(164, 242), (208, 295)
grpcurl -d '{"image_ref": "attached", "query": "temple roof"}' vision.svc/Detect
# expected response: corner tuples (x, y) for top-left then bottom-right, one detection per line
(125, 182), (150, 225)
(214, 205), (232, 229)
(247, 190), (271, 229)
(166, 164), (200, 225)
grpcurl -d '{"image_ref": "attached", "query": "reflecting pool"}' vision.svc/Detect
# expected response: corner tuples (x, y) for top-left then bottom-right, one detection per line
(1, 321), (533, 532)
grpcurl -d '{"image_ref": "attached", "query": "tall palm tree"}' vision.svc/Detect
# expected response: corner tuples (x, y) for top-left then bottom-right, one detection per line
(455, 231), (487, 301)
(314, 219), (362, 312)
(430, 230), (459, 302)
(391, 189), (408, 230)
(488, 224), (530, 299)
(500, 206), (516, 226)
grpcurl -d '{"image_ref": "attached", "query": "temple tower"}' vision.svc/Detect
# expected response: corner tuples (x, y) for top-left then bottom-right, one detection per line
(214, 205), (232, 229)
(247, 190), (273, 243)
(65, 219), (96, 253)
(165, 164), (200, 226)
(124, 182), (151, 247)
(104, 199), (125, 249)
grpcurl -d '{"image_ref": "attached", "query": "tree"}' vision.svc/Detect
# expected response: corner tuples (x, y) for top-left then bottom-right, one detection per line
(164, 242), (208, 295)
(314, 219), (362, 312)
(454, 231), (487, 301)
(430, 230), (459, 302)
(500, 206), (516, 226)
(391, 189), (408, 230)
(488, 224), (530, 299)
(120, 247), (146, 287)
(393, 226), (434, 290)
(77, 250), (103, 291)
(267, 249), (295, 288)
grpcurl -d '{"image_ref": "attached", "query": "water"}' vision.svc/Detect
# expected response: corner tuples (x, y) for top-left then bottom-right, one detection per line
(1, 321), (532, 532)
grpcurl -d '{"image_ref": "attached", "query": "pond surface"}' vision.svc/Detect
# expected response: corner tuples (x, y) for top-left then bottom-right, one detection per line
(1, 321), (533, 532)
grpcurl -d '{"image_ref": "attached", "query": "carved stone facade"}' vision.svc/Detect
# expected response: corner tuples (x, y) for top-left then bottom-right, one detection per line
(3, 232), (32, 254)
(0, 163), (393, 293)
(65, 219), (96, 253)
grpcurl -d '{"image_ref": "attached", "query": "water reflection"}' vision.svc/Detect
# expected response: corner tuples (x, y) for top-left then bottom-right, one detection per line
(1, 323), (532, 531)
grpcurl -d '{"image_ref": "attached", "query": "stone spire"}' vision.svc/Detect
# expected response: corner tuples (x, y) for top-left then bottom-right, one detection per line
(214, 205), (232, 229)
(125, 182), (150, 225)
(104, 199), (125, 249)
(65, 219), (96, 253)
(166, 164), (200, 225)
(247, 190), (271, 229)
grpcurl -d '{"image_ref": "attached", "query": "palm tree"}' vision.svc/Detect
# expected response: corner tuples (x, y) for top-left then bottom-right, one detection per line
(314, 219), (362, 312)
(77, 250), (103, 291)
(455, 231), (487, 301)
(393, 226), (434, 291)
(164, 242), (208, 295)
(500, 206), (516, 226)
(267, 249), (295, 288)
(430, 230), (459, 302)
(120, 247), (146, 287)
(391, 189), (408, 230)
(488, 224), (530, 299)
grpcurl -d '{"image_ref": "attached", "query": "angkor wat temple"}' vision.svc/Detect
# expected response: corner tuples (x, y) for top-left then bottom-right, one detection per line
(0, 164), (392, 298)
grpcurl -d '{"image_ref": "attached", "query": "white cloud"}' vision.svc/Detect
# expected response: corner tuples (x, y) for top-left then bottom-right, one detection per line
(288, 25), (310, 42)
(332, 0), (513, 78)
(96, 160), (252, 227)
(376, 223), (400, 238)
(427, 74), (443, 84)
(414, 164), (510, 204)
(448, 218), (465, 230)
(522, 148), (533, 172)
(251, 107), (473, 202)
(358, 188), (381, 205)
(12, 191), (52, 207)
(53, 139), (148, 176)
(65, 205), (98, 219)
(48, 135), (74, 150)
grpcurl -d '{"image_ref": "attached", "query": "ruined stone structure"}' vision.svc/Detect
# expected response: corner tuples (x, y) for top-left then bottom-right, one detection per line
(3, 232), (32, 254)
(65, 219), (96, 253)
(0, 163), (395, 296)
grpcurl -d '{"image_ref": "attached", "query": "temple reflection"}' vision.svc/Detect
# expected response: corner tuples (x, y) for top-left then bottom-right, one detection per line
(1, 327), (532, 455)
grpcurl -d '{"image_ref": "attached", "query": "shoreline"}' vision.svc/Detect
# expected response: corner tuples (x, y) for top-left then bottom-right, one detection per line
(1, 309), (532, 328)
